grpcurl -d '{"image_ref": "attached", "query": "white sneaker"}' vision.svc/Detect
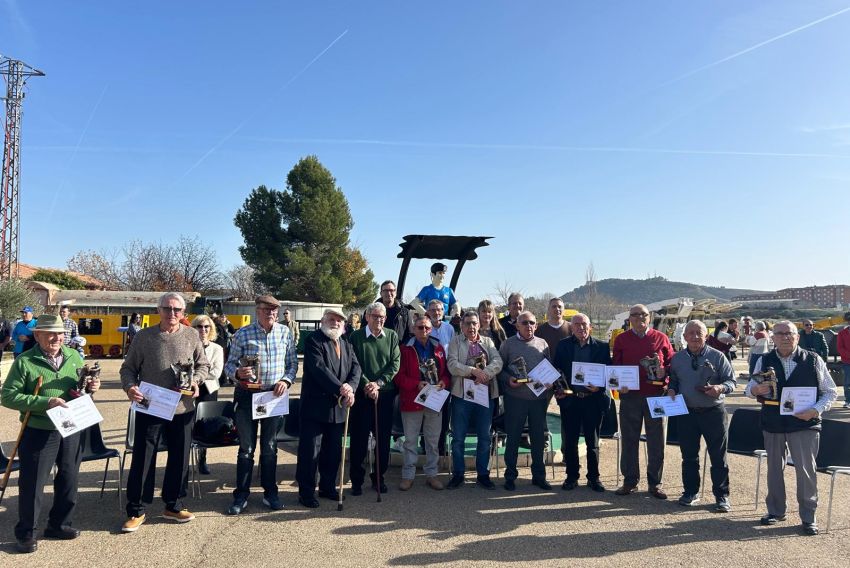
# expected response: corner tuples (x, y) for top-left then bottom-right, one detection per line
(843, 402), (850, 409)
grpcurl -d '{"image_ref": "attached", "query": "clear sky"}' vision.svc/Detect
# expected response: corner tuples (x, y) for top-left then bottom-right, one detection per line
(3, 1), (850, 307)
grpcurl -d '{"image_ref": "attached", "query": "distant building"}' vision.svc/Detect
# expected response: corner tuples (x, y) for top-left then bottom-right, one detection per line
(774, 285), (850, 308)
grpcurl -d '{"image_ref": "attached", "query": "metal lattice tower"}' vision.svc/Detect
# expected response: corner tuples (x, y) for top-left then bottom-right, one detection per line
(1, 56), (44, 280)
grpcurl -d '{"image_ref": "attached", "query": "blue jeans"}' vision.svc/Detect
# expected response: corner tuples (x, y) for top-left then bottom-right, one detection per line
(233, 388), (282, 499)
(451, 396), (495, 477)
(843, 364), (850, 402)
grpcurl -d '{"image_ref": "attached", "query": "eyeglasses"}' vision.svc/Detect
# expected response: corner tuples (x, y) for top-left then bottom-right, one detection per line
(774, 331), (795, 337)
(195, 325), (211, 330)
(370, 314), (386, 320)
(804, 324), (813, 327)
(159, 307), (183, 313)
(258, 307), (278, 313)
(629, 312), (649, 318)
(518, 321), (536, 326)
(380, 288), (396, 293)
(415, 325), (431, 331)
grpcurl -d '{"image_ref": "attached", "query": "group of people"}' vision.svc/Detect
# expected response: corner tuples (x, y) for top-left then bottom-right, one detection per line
(1, 289), (844, 554)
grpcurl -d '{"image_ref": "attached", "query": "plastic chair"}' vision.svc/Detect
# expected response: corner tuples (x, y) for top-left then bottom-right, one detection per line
(190, 400), (239, 498)
(727, 409), (767, 510)
(0, 441), (20, 474)
(815, 417), (850, 533)
(120, 408), (169, 478)
(490, 396), (555, 480)
(79, 423), (123, 509)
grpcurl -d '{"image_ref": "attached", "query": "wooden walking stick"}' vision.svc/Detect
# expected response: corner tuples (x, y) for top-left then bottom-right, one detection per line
(0, 376), (43, 506)
(338, 396), (350, 512)
(374, 396), (382, 503)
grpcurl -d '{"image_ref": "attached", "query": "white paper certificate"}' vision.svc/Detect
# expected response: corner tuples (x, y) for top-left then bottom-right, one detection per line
(132, 381), (182, 421)
(571, 362), (606, 388)
(528, 358), (561, 385)
(46, 395), (104, 438)
(605, 366), (640, 391)
(252, 390), (290, 419)
(646, 394), (689, 418)
(780, 387), (817, 416)
(415, 385), (450, 412)
(462, 378), (490, 408)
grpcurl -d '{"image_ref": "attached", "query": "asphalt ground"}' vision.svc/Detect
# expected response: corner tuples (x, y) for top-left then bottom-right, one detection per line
(1, 358), (849, 567)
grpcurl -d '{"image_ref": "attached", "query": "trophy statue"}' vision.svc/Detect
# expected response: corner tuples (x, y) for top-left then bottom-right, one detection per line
(512, 357), (530, 384)
(71, 362), (101, 398)
(171, 360), (195, 396)
(639, 354), (664, 386)
(553, 376), (573, 396)
(238, 354), (263, 390)
(471, 353), (487, 370)
(695, 360), (717, 392)
(753, 367), (779, 405)
(420, 358), (439, 385)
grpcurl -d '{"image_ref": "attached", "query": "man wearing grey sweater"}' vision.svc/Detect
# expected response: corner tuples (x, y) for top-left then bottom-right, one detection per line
(119, 292), (209, 532)
(498, 311), (553, 491)
(668, 320), (736, 512)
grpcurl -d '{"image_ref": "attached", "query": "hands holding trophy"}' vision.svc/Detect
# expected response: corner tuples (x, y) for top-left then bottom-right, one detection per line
(238, 354), (263, 390)
(171, 360), (195, 396)
(511, 356), (530, 384)
(753, 366), (779, 405)
(639, 353), (665, 386)
(71, 362), (101, 398)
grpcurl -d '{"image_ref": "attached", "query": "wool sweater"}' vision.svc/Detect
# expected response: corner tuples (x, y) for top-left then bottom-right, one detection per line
(612, 328), (674, 397)
(348, 327), (400, 392)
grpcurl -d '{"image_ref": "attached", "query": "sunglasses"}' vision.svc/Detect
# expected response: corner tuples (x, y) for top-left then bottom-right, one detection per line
(518, 321), (537, 326)
(159, 307), (183, 313)
(415, 325), (431, 331)
(195, 325), (211, 330)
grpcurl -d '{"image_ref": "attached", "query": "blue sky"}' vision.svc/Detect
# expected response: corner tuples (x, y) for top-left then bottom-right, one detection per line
(3, 1), (850, 306)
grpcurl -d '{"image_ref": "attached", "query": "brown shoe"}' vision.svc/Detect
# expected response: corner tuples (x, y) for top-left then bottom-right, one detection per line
(615, 484), (637, 496)
(649, 487), (668, 500)
(162, 509), (195, 523)
(426, 476), (444, 490)
(399, 478), (414, 491)
(121, 514), (146, 533)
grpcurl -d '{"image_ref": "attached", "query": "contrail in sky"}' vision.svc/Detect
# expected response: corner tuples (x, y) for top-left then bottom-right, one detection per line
(178, 29), (349, 182)
(660, 5), (850, 87)
(45, 84), (109, 220)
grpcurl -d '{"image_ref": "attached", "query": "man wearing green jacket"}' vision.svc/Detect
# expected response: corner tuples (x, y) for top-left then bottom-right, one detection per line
(1, 314), (101, 554)
(348, 301), (401, 495)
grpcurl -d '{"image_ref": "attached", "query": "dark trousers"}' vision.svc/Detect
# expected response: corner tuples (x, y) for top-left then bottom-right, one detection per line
(296, 417), (343, 497)
(15, 428), (82, 540)
(678, 405), (729, 497)
(619, 394), (665, 488)
(349, 391), (396, 487)
(126, 410), (193, 517)
(233, 388), (282, 500)
(561, 396), (606, 482)
(503, 395), (548, 481)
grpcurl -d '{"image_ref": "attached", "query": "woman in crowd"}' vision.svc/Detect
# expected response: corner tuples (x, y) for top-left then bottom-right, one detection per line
(477, 300), (507, 350)
(707, 320), (734, 360)
(745, 321), (773, 375)
(192, 314), (224, 474)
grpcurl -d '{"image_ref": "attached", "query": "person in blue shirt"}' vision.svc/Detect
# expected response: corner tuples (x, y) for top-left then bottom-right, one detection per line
(13, 306), (38, 358)
(412, 262), (459, 320)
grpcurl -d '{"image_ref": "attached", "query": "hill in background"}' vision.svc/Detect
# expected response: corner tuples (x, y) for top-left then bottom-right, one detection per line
(561, 276), (772, 306)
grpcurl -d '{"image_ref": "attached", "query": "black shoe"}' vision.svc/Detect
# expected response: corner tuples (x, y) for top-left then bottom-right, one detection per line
(588, 480), (606, 493)
(446, 475), (464, 490)
(44, 526), (80, 540)
(15, 538), (37, 554)
(350, 485), (363, 496)
(298, 495), (320, 508)
(262, 496), (284, 511)
(476, 475), (496, 490)
(226, 498), (248, 516)
(198, 462), (211, 475)
(504, 479), (516, 491)
(802, 522), (819, 536)
(371, 482), (388, 494)
(532, 478), (552, 491)
(562, 479), (578, 491)
(318, 490), (344, 501)
(760, 514), (787, 525)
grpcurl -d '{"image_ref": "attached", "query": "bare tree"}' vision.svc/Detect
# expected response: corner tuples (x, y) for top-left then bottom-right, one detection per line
(67, 249), (123, 290)
(224, 264), (266, 300)
(493, 279), (524, 311)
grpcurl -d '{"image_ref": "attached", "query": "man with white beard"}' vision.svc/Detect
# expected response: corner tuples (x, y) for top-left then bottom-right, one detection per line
(295, 309), (360, 508)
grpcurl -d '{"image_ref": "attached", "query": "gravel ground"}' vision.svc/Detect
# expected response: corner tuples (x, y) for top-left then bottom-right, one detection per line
(1, 358), (848, 567)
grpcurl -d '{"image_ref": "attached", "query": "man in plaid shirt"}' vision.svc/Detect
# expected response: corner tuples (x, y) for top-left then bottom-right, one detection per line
(59, 305), (85, 358)
(224, 295), (298, 515)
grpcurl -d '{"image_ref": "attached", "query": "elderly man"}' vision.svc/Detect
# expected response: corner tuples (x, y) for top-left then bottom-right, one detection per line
(295, 308), (360, 508)
(668, 321), (736, 511)
(224, 295), (297, 515)
(499, 293), (524, 338)
(554, 313), (611, 492)
(58, 305), (85, 358)
(612, 304), (675, 499)
(535, 297), (571, 356)
(1, 314), (101, 553)
(838, 312), (850, 408)
(395, 313), (451, 491)
(498, 311), (552, 491)
(447, 311), (503, 489)
(747, 321), (837, 535)
(798, 320), (828, 361)
(119, 292), (209, 532)
(428, 299), (455, 351)
(13, 306), (37, 358)
(348, 302), (401, 495)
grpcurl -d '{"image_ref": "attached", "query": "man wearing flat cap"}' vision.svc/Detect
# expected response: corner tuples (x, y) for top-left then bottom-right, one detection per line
(2, 314), (101, 553)
(295, 308), (360, 507)
(224, 294), (298, 515)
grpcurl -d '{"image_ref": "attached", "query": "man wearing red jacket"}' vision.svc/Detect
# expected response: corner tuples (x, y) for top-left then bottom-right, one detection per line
(837, 311), (850, 409)
(612, 304), (675, 499)
(395, 314), (451, 491)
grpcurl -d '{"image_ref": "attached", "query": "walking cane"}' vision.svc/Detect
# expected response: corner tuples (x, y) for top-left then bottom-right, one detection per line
(338, 396), (350, 512)
(374, 395), (382, 503)
(0, 376), (43, 506)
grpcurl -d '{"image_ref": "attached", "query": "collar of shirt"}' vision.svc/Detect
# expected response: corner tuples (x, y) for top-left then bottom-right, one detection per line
(547, 322), (564, 329)
(365, 326), (385, 339)
(631, 329), (648, 339)
(45, 351), (64, 371)
(413, 339), (434, 361)
(687, 345), (708, 358)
